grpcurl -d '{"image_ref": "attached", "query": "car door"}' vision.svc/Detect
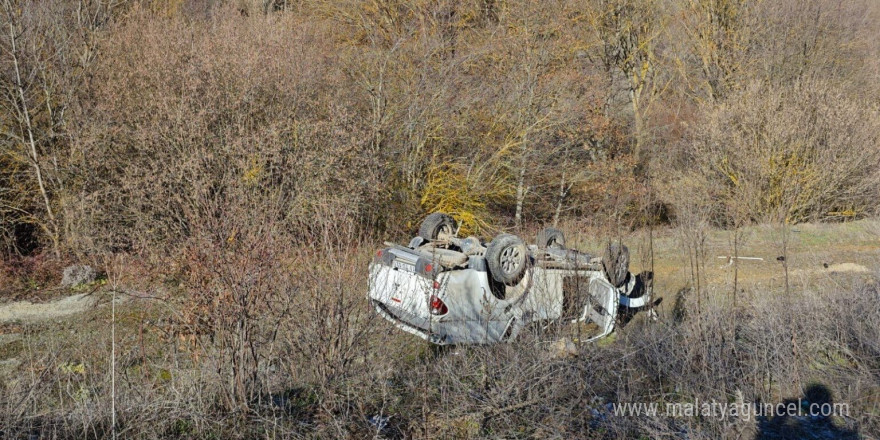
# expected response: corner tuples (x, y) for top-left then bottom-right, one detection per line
(558, 273), (618, 342)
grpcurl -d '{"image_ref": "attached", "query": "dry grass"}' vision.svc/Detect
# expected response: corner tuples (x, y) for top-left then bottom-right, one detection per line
(1, 1), (880, 438)
(0, 219), (878, 439)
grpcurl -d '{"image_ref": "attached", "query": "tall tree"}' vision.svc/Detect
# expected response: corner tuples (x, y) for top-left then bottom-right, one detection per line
(588, 0), (664, 168)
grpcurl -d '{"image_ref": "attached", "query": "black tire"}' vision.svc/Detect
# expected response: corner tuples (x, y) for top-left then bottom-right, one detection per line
(537, 227), (565, 249)
(602, 243), (630, 288)
(486, 234), (528, 286)
(418, 213), (455, 240)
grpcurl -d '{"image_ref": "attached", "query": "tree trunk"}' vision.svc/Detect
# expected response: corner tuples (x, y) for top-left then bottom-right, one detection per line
(515, 165), (526, 228)
(553, 170), (566, 227)
(630, 87), (644, 166)
(7, 16), (60, 258)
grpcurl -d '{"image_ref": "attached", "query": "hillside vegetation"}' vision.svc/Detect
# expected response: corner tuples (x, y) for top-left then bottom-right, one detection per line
(2, 0), (880, 256)
(1, 0), (879, 439)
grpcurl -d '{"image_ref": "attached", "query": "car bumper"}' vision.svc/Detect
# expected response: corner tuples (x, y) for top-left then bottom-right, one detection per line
(371, 299), (450, 344)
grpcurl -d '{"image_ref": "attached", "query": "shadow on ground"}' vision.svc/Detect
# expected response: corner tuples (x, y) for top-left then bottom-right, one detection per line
(755, 383), (859, 440)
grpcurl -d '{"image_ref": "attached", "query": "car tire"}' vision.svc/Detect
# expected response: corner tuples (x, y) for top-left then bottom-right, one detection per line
(418, 213), (455, 240)
(602, 243), (630, 288)
(537, 227), (565, 249)
(486, 234), (528, 286)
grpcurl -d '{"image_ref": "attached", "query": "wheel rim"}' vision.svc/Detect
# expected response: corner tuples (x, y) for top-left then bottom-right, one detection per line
(437, 224), (452, 239)
(500, 246), (523, 274)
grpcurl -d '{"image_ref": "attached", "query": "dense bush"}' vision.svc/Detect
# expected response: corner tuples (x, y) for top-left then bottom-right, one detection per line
(2, 0), (880, 255)
(1, 240), (877, 438)
(2, 1), (880, 438)
(662, 80), (880, 225)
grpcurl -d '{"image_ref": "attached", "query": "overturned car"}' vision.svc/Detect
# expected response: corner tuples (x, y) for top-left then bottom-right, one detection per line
(368, 213), (656, 345)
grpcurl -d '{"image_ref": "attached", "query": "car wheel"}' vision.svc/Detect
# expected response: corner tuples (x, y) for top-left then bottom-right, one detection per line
(418, 213), (455, 240)
(537, 227), (565, 249)
(602, 243), (630, 288)
(486, 234), (528, 286)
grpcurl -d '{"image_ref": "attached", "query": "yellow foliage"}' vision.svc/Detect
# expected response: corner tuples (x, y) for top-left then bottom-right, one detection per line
(242, 156), (263, 187)
(59, 362), (86, 375)
(149, 0), (185, 17)
(827, 208), (857, 218)
(420, 161), (514, 235)
(763, 149), (821, 222)
(717, 156), (739, 187)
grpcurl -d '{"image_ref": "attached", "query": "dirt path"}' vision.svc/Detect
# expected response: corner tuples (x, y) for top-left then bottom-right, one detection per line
(0, 293), (96, 324)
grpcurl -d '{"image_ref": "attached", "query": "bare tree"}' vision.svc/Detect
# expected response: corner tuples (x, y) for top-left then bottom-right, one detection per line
(588, 0), (665, 167)
(1, 0), (60, 256)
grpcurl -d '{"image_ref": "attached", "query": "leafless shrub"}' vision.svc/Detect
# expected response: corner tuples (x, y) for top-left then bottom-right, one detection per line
(176, 192), (295, 411)
(3, 258), (878, 438)
(663, 79), (880, 225)
(2, 1), (880, 439)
